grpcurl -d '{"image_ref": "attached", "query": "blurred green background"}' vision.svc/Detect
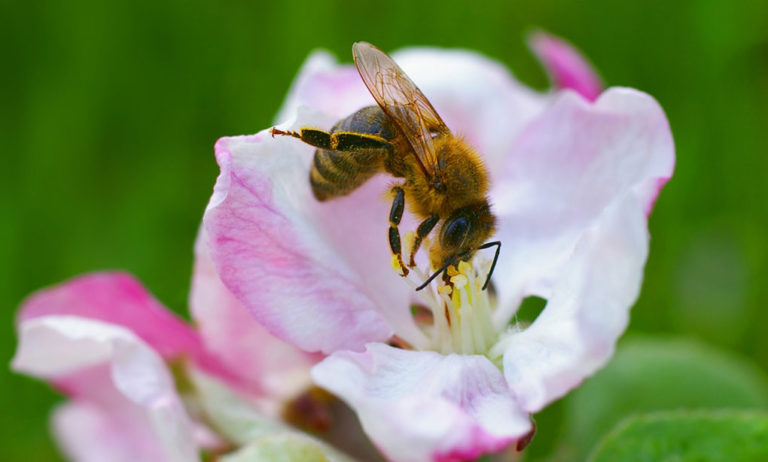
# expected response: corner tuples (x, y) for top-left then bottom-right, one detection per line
(2, 0), (766, 460)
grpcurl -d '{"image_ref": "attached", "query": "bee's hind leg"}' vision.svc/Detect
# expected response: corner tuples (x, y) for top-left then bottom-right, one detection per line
(408, 215), (439, 268)
(270, 127), (332, 149)
(388, 186), (409, 277)
(270, 127), (392, 152)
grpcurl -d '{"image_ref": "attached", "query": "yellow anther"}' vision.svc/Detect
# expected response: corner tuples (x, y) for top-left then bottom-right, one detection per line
(451, 274), (468, 289)
(438, 285), (453, 295)
(457, 261), (472, 276)
(446, 265), (459, 277)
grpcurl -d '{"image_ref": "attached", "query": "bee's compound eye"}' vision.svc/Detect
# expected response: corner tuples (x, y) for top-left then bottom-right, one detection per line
(442, 216), (470, 250)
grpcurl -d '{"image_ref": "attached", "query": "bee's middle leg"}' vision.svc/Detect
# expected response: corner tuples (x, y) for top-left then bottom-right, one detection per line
(389, 186), (409, 277)
(408, 215), (439, 268)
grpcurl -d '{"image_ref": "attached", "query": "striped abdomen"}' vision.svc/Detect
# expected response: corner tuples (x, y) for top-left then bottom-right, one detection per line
(309, 106), (394, 201)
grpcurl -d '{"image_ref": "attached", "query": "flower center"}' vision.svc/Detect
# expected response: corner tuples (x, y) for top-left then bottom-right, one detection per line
(397, 231), (503, 362)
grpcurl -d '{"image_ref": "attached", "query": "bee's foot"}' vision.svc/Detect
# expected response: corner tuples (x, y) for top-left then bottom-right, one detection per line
(270, 127), (298, 138)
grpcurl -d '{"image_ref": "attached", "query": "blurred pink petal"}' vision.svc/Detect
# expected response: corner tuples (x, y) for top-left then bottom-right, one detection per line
(529, 31), (603, 101)
(312, 343), (531, 462)
(13, 316), (198, 462)
(17, 272), (239, 386)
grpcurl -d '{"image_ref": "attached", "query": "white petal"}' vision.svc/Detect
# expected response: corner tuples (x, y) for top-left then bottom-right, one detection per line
(501, 193), (649, 412)
(487, 88), (674, 412)
(312, 343), (531, 462)
(492, 88), (674, 322)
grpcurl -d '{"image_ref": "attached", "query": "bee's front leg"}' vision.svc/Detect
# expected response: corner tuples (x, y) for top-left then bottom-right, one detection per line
(388, 186), (409, 277)
(409, 215), (439, 268)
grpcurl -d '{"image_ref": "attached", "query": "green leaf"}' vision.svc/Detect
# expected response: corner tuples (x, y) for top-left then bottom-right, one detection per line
(588, 410), (768, 462)
(558, 336), (768, 460)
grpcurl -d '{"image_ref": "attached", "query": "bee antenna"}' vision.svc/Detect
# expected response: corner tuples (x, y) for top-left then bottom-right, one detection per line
(477, 241), (502, 291)
(415, 256), (457, 291)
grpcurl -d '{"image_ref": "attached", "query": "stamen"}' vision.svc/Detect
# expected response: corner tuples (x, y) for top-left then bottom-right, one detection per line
(390, 250), (502, 358)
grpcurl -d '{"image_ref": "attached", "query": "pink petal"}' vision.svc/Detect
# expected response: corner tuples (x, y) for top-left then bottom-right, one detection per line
(190, 227), (319, 406)
(312, 343), (531, 462)
(52, 400), (209, 462)
(490, 88), (674, 411)
(17, 272), (239, 385)
(529, 31), (603, 101)
(12, 316), (199, 462)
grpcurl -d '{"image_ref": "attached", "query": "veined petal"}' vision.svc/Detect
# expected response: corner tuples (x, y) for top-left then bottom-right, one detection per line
(529, 31), (603, 101)
(312, 343), (531, 462)
(190, 227), (318, 408)
(492, 88), (674, 324)
(12, 316), (199, 462)
(16, 272), (238, 385)
(204, 116), (406, 354)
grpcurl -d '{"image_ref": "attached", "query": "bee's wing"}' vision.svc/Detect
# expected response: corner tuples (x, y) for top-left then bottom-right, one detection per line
(352, 42), (449, 179)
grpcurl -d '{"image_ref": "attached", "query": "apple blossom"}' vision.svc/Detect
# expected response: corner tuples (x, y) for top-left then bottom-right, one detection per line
(203, 32), (674, 461)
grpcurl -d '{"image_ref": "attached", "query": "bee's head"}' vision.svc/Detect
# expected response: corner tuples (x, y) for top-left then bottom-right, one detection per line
(433, 201), (495, 269)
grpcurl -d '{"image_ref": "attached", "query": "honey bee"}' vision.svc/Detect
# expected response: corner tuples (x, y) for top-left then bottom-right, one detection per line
(271, 42), (500, 290)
